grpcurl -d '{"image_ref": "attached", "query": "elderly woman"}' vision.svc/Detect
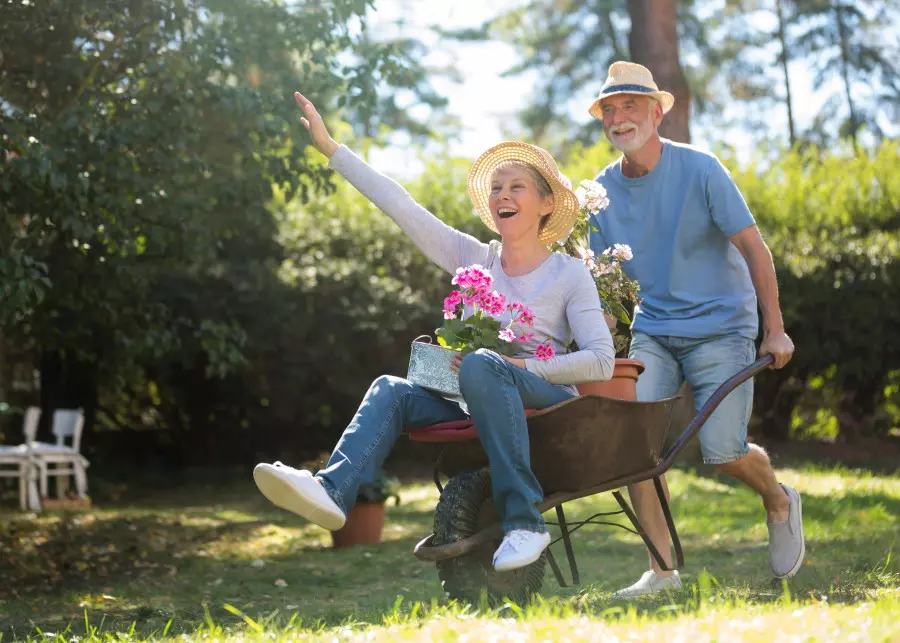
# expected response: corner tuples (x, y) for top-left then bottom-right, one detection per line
(253, 92), (614, 572)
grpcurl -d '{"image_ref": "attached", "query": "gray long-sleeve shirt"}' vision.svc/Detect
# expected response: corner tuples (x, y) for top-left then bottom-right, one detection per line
(329, 145), (615, 385)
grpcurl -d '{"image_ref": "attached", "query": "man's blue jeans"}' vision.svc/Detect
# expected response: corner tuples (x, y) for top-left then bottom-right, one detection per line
(317, 349), (576, 533)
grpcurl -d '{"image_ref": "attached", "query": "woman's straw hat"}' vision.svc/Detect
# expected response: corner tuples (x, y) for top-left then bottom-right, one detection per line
(467, 142), (580, 246)
(588, 61), (675, 120)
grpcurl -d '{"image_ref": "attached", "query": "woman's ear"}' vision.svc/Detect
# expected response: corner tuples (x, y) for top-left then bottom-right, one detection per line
(542, 193), (556, 217)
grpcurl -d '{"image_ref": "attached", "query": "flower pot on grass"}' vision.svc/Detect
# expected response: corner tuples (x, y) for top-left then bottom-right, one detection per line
(331, 473), (400, 548)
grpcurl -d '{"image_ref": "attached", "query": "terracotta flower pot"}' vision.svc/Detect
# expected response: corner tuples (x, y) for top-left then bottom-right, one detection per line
(576, 358), (645, 401)
(330, 501), (386, 548)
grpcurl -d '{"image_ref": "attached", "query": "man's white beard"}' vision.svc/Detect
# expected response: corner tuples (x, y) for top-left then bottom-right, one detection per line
(607, 120), (653, 153)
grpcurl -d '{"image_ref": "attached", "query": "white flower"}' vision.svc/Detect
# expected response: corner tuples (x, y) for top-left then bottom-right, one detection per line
(611, 243), (633, 261)
(578, 180), (610, 213)
(574, 186), (588, 209)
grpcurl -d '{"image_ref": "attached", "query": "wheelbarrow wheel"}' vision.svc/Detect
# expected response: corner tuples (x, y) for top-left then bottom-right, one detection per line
(433, 468), (545, 605)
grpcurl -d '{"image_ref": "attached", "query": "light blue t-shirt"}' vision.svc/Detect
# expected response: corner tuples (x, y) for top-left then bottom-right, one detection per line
(590, 140), (758, 339)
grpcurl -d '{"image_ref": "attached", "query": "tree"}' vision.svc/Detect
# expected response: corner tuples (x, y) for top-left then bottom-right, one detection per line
(451, 0), (709, 147)
(792, 0), (900, 147)
(0, 0), (446, 442)
(627, 0), (692, 142)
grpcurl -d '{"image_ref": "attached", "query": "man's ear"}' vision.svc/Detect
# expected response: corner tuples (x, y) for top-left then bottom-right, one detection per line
(652, 101), (664, 128)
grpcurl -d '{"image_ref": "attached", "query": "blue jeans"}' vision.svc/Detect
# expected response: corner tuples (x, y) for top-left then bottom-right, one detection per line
(317, 349), (576, 532)
(630, 331), (756, 465)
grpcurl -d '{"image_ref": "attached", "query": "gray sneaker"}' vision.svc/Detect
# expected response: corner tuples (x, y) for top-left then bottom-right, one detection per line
(767, 483), (805, 579)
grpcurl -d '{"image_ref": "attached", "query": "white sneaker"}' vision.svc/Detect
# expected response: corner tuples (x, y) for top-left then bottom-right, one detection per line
(253, 462), (346, 530)
(612, 570), (682, 599)
(492, 529), (551, 572)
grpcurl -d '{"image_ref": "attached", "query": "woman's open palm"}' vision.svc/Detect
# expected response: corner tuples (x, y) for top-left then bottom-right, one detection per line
(295, 92), (338, 158)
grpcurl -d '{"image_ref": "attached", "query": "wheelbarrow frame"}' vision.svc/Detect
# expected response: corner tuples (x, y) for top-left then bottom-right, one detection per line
(407, 354), (774, 590)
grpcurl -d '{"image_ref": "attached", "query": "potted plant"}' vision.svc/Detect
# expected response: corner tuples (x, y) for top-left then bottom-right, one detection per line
(407, 265), (553, 397)
(330, 471), (401, 548)
(551, 178), (644, 400)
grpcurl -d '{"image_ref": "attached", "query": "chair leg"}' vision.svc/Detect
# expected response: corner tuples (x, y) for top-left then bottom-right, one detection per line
(57, 464), (70, 498)
(18, 463), (28, 511)
(26, 462), (41, 512)
(74, 462), (88, 498)
(39, 461), (49, 499)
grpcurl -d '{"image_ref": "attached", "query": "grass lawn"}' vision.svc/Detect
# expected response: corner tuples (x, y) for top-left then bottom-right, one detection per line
(0, 459), (898, 641)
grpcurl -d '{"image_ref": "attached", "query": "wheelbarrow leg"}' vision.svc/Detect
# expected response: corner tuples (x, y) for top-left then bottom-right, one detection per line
(545, 548), (568, 588)
(612, 489), (673, 572)
(653, 476), (685, 569)
(555, 505), (580, 586)
(431, 448), (445, 494)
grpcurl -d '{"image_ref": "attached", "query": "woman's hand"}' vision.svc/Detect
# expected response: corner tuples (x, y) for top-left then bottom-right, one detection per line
(294, 92), (339, 158)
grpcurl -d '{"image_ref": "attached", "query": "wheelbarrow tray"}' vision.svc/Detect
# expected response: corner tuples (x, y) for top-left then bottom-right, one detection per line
(431, 394), (680, 495)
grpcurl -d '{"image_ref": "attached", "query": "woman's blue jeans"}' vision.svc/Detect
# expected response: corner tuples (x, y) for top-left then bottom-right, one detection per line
(317, 349), (576, 533)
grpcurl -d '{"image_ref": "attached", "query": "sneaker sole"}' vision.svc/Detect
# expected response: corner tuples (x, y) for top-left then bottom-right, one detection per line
(253, 464), (345, 530)
(773, 486), (805, 580)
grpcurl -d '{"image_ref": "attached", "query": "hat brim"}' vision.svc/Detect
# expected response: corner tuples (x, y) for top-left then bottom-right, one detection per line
(467, 142), (580, 247)
(588, 89), (675, 120)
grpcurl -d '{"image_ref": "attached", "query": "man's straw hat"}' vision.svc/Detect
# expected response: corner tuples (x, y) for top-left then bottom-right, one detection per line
(588, 61), (675, 120)
(467, 142), (580, 246)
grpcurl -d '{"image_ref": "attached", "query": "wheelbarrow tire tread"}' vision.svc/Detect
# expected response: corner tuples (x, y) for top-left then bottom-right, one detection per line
(433, 468), (545, 605)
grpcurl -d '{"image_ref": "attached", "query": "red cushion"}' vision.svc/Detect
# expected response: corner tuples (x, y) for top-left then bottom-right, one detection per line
(405, 409), (538, 443)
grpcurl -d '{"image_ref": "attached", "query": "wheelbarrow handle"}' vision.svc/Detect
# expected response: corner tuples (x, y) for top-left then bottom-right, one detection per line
(660, 353), (775, 467)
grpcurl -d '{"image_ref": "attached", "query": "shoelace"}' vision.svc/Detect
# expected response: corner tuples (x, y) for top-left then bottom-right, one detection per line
(500, 530), (537, 555)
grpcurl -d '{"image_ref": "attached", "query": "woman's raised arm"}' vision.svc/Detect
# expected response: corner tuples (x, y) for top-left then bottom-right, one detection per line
(295, 92), (488, 274)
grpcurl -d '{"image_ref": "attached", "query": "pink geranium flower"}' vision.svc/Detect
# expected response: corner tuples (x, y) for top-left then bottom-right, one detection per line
(517, 332), (535, 343)
(480, 290), (507, 317)
(509, 302), (535, 328)
(498, 328), (515, 343)
(452, 264), (492, 292)
(535, 343), (556, 360)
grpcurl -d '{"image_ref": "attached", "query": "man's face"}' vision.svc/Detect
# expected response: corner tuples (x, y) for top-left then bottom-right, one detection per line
(599, 95), (660, 153)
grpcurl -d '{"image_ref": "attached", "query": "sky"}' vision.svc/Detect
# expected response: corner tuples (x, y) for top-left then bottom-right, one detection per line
(360, 0), (848, 177)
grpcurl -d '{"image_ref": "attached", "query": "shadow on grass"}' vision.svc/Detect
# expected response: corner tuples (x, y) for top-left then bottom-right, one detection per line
(0, 463), (897, 637)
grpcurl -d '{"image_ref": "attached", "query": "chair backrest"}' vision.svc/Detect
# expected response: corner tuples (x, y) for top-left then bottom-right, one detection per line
(22, 406), (41, 445)
(51, 409), (86, 452)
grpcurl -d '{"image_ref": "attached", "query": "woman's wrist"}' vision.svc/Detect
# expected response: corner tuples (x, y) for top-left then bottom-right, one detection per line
(321, 138), (339, 158)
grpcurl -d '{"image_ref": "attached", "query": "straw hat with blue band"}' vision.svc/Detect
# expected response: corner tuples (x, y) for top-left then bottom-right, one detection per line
(588, 61), (675, 120)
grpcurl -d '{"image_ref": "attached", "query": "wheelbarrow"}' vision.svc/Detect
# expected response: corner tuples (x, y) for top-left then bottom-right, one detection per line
(404, 355), (774, 604)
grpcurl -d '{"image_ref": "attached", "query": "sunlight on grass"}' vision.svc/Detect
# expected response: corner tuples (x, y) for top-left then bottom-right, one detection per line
(2, 461), (898, 641)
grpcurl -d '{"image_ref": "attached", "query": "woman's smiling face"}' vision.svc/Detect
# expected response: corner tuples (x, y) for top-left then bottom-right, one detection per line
(488, 164), (555, 242)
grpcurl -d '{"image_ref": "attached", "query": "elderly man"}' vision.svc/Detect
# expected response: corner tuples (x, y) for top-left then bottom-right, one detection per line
(586, 62), (804, 597)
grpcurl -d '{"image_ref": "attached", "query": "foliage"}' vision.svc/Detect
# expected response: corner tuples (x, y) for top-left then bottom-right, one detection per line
(357, 472), (401, 505)
(0, 0), (448, 450)
(728, 139), (900, 439)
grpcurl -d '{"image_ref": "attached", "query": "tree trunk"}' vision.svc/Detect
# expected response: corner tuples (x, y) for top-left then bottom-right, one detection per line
(834, 3), (860, 149)
(775, 0), (797, 147)
(627, 0), (691, 143)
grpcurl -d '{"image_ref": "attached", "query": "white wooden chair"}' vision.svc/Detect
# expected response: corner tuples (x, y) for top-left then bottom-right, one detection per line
(30, 408), (90, 500)
(0, 406), (42, 511)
